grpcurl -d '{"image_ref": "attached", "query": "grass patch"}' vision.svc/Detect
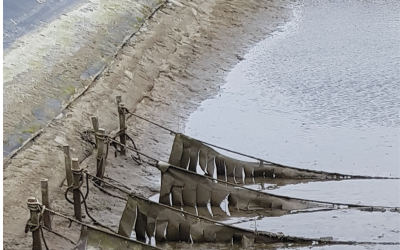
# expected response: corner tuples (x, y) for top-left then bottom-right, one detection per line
(22, 125), (40, 134)
(63, 85), (76, 95)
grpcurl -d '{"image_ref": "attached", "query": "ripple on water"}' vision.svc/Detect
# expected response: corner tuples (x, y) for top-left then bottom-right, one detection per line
(185, 1), (400, 247)
(233, 209), (400, 243)
(186, 0), (400, 177)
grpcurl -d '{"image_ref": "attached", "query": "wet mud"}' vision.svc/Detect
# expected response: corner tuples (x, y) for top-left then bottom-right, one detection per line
(3, 0), (294, 249)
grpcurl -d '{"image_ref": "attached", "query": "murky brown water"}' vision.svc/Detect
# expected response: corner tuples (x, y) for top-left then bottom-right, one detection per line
(185, 0), (400, 249)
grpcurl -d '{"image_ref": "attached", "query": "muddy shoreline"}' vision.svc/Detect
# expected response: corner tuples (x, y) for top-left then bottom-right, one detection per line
(3, 0), (292, 248)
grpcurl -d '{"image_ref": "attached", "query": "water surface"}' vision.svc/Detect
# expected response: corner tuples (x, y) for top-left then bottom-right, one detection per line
(185, 0), (400, 247)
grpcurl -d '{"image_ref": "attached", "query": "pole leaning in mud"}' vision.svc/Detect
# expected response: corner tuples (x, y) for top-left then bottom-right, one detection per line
(63, 145), (73, 188)
(96, 128), (106, 179)
(118, 102), (127, 156)
(91, 116), (99, 149)
(27, 197), (42, 250)
(41, 178), (51, 229)
(72, 158), (82, 221)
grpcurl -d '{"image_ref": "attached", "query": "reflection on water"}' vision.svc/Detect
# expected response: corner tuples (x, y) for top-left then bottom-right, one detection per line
(186, 0), (399, 177)
(234, 210), (399, 243)
(185, 0), (400, 247)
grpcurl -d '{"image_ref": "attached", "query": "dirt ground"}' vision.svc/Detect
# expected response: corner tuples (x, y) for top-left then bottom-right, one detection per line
(3, 0), (291, 248)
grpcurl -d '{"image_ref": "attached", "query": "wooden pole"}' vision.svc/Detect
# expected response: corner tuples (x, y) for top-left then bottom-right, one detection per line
(41, 178), (51, 229)
(118, 103), (126, 156)
(91, 116), (99, 149)
(96, 128), (106, 179)
(63, 145), (72, 187)
(27, 197), (42, 250)
(116, 96), (122, 105)
(71, 158), (82, 221)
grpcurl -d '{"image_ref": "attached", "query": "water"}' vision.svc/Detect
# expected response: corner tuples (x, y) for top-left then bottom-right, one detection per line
(185, 0), (400, 248)
(3, 0), (86, 50)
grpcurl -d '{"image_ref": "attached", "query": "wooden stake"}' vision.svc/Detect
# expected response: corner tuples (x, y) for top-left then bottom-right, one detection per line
(91, 116), (99, 149)
(41, 178), (51, 229)
(118, 103), (126, 156)
(71, 158), (82, 221)
(96, 128), (106, 178)
(63, 145), (72, 187)
(27, 197), (42, 250)
(116, 96), (122, 105)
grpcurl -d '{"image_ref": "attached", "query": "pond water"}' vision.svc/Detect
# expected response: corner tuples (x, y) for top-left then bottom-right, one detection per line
(185, 0), (400, 248)
(3, 0), (86, 50)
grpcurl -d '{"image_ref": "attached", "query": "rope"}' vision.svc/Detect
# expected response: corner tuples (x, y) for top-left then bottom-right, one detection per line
(64, 174), (89, 205)
(25, 202), (49, 250)
(42, 226), (76, 245)
(85, 171), (131, 195)
(82, 171), (400, 246)
(40, 227), (49, 250)
(163, 163), (400, 212)
(91, 135), (400, 213)
(121, 110), (399, 180)
(78, 188), (116, 233)
(107, 137), (159, 165)
(126, 133), (143, 164)
(62, 171), (117, 233)
(91, 180), (127, 201)
(126, 110), (177, 135)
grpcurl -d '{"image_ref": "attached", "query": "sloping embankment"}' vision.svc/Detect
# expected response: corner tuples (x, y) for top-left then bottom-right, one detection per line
(3, 0), (292, 248)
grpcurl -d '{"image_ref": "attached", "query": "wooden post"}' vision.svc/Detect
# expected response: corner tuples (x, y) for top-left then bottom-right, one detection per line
(116, 96), (122, 105)
(27, 197), (42, 250)
(96, 128), (106, 179)
(41, 178), (51, 229)
(71, 158), (82, 221)
(91, 116), (99, 149)
(63, 145), (72, 187)
(118, 103), (126, 156)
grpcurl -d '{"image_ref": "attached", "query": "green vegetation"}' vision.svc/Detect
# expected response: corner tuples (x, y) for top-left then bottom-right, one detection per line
(63, 85), (76, 95)
(22, 125), (40, 134)
(136, 16), (144, 23)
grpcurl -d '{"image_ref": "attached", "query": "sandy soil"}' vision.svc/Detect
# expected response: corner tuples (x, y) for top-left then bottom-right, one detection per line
(3, 0), (292, 248)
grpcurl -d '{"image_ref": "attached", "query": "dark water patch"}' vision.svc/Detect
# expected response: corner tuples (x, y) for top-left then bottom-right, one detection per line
(3, 0), (166, 158)
(3, 132), (35, 156)
(3, 0), (87, 50)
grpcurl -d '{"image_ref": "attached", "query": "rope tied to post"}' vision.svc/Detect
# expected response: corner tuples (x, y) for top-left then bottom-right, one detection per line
(26, 198), (50, 250)
(26, 199), (43, 233)
(64, 170), (89, 205)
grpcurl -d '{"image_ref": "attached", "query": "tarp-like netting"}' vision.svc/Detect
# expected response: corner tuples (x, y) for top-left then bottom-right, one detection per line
(168, 133), (375, 180)
(75, 224), (159, 250)
(157, 163), (338, 217)
(156, 162), (397, 217)
(111, 133), (399, 246)
(118, 193), (318, 244)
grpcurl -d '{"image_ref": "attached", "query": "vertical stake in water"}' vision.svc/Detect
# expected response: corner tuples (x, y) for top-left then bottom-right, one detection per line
(71, 158), (82, 221)
(63, 145), (72, 188)
(96, 128), (106, 179)
(27, 197), (42, 250)
(91, 116), (99, 149)
(41, 178), (51, 229)
(118, 102), (126, 156)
